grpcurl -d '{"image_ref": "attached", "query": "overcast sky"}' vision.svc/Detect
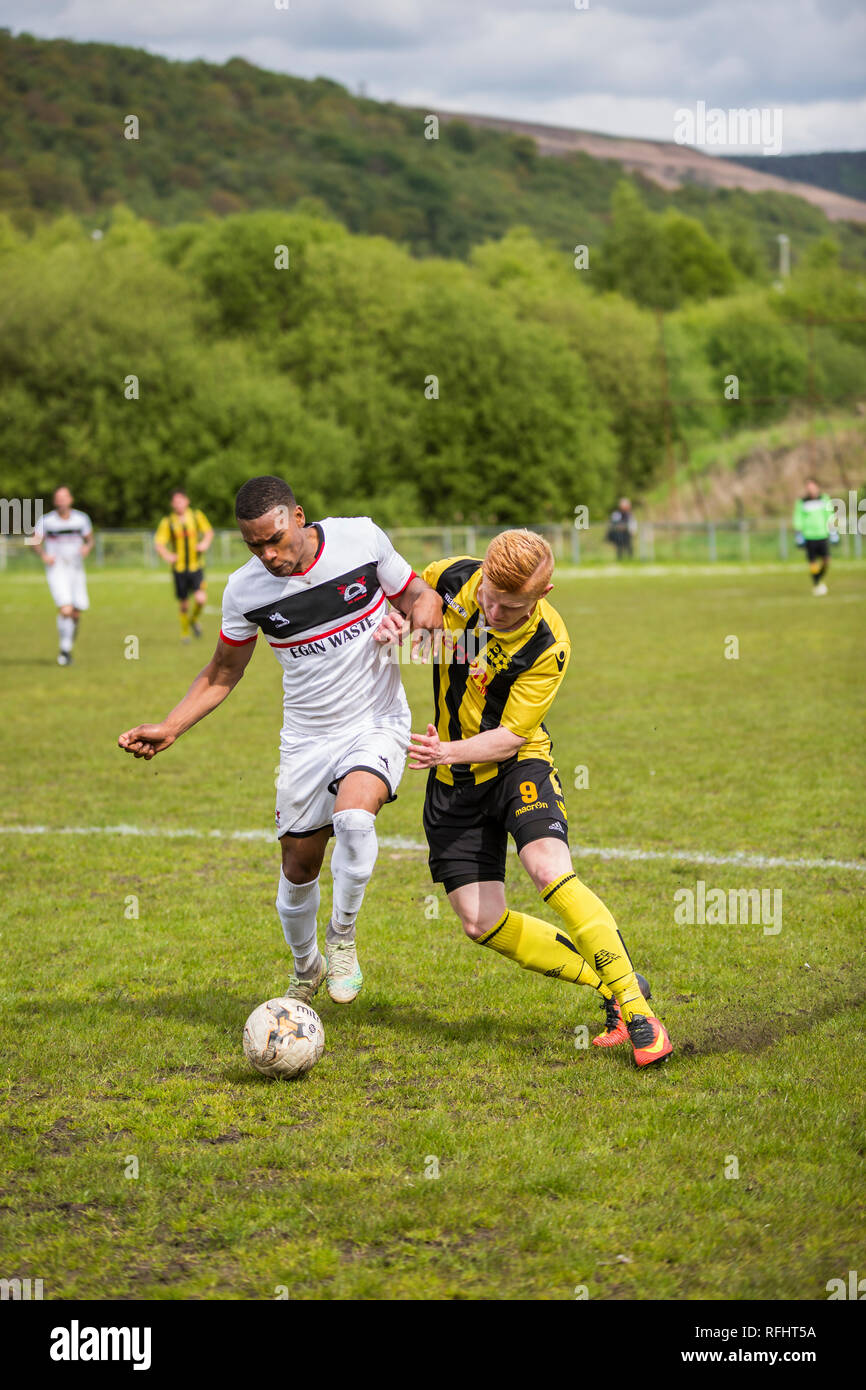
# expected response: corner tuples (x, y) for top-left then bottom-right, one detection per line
(5, 0), (865, 154)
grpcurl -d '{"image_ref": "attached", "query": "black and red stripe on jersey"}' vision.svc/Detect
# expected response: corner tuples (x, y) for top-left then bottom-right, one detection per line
(245, 561), (386, 642)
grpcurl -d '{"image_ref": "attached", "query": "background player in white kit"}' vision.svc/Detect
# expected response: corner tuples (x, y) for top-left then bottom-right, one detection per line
(33, 485), (94, 666)
(118, 476), (440, 1005)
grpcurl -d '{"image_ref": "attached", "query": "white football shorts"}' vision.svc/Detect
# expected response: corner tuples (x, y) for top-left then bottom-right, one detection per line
(46, 562), (89, 611)
(274, 712), (410, 838)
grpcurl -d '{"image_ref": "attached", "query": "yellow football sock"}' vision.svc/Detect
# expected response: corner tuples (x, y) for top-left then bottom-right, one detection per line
(190, 598), (203, 623)
(179, 608), (191, 638)
(477, 909), (613, 996)
(541, 872), (655, 1023)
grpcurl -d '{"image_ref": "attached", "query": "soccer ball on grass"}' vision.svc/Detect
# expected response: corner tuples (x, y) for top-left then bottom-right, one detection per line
(243, 998), (324, 1078)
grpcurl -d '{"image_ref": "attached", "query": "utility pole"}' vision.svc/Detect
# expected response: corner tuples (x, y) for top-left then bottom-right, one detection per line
(774, 233), (790, 292)
(777, 233), (790, 279)
(806, 310), (816, 475)
(656, 310), (677, 521)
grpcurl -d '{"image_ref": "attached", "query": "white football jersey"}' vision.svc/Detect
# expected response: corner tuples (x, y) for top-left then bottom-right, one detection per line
(35, 508), (92, 564)
(220, 516), (414, 737)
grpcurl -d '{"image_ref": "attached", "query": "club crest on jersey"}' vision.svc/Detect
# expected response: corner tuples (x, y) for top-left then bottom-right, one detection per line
(486, 641), (510, 674)
(337, 576), (368, 603)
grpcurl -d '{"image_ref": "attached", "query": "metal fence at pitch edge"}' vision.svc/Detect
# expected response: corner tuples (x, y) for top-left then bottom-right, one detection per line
(0, 521), (863, 572)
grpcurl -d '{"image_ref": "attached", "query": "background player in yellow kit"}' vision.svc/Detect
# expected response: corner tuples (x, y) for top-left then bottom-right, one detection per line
(154, 490), (214, 642)
(388, 528), (672, 1068)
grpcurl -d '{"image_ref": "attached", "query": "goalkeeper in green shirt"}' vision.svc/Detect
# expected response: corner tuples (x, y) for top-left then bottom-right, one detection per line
(793, 477), (838, 596)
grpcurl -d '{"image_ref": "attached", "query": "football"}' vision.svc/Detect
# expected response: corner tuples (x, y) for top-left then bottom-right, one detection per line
(242, 998), (325, 1078)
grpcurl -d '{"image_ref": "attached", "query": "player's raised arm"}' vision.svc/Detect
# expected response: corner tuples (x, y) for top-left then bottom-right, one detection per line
(368, 519), (443, 631)
(381, 573), (443, 660)
(393, 573), (443, 633)
(117, 634), (256, 759)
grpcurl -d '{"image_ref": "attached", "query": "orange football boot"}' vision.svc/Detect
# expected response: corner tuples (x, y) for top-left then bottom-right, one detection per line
(626, 1013), (673, 1068)
(592, 973), (651, 1048)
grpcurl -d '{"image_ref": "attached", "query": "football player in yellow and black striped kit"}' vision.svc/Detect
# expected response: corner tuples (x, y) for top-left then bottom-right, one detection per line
(403, 529), (672, 1067)
(154, 490), (214, 643)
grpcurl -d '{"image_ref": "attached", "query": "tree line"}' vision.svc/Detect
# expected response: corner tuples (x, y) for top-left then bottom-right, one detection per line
(1, 207), (863, 528)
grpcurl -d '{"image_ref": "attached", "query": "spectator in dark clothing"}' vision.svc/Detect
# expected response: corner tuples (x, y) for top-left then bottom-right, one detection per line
(606, 498), (636, 560)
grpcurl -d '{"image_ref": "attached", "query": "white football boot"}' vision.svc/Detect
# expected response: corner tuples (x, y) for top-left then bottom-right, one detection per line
(282, 951), (326, 1004)
(326, 936), (363, 1004)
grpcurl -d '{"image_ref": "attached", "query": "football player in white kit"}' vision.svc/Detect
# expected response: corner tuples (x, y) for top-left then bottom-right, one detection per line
(33, 486), (94, 666)
(118, 476), (441, 1006)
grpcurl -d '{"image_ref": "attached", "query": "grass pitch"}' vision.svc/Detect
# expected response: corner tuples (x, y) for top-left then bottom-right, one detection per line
(1, 562), (863, 1300)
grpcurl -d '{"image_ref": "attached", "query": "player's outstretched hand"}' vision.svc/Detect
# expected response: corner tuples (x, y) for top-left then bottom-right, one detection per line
(408, 723), (448, 769)
(117, 724), (177, 760)
(373, 611), (408, 644)
(378, 616), (437, 663)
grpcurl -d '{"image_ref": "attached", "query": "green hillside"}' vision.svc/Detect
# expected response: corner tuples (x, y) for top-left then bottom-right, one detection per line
(2, 29), (865, 280)
(722, 150), (866, 202)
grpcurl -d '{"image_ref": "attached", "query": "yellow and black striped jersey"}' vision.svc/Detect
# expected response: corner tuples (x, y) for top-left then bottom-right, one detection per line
(154, 508), (212, 573)
(421, 555), (571, 787)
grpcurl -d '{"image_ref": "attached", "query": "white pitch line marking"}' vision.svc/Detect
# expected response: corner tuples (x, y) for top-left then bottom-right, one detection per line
(1, 824), (863, 873)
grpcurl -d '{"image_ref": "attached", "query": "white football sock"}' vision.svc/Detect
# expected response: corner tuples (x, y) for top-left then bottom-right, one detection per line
(276, 871), (320, 976)
(329, 808), (378, 942)
(57, 615), (75, 653)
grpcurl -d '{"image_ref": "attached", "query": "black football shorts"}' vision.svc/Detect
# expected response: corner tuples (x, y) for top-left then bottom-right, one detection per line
(804, 539), (829, 562)
(423, 757), (570, 894)
(173, 568), (205, 600)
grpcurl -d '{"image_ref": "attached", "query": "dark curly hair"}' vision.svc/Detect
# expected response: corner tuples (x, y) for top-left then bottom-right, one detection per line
(235, 476), (296, 521)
